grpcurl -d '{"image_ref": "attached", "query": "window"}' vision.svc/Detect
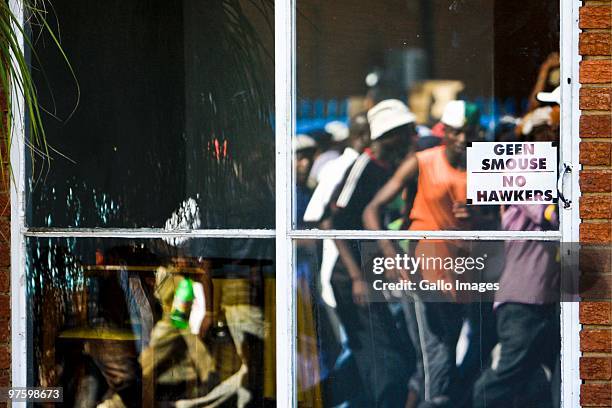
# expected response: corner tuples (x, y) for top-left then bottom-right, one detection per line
(10, 0), (581, 406)
(28, 0), (275, 230)
(20, 0), (278, 405)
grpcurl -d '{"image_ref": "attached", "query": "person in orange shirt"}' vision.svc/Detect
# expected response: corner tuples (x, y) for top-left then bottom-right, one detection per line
(364, 101), (486, 282)
(363, 101), (486, 408)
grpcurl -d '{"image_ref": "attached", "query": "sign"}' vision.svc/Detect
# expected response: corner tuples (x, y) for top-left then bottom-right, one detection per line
(466, 142), (558, 205)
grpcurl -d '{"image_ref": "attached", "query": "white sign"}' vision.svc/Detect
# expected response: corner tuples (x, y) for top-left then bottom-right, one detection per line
(467, 142), (558, 205)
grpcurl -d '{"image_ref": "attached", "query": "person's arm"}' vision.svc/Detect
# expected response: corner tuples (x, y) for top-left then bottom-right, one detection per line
(453, 200), (501, 229)
(327, 207), (369, 305)
(332, 237), (363, 281)
(319, 216), (353, 274)
(333, 237), (369, 305)
(363, 155), (418, 260)
(527, 52), (559, 112)
(517, 204), (559, 229)
(197, 268), (214, 338)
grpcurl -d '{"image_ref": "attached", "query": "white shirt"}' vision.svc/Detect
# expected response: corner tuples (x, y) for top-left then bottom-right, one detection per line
(303, 147), (360, 222)
(303, 147), (360, 307)
(308, 149), (341, 188)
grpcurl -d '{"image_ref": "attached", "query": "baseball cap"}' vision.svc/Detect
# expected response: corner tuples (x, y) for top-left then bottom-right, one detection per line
(441, 100), (480, 129)
(367, 99), (416, 140)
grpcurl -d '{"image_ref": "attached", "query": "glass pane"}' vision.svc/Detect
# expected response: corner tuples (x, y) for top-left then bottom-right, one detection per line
(27, 237), (275, 405)
(294, 238), (577, 407)
(28, 0), (275, 229)
(295, 0), (560, 231)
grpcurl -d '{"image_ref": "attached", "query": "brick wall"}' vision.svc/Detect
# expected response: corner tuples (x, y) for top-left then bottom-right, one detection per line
(578, 1), (612, 407)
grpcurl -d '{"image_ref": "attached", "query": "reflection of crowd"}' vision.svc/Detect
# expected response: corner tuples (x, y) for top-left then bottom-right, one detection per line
(297, 55), (562, 408)
(32, 239), (277, 408)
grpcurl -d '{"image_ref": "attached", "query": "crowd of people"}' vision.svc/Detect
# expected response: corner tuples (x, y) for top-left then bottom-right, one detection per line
(295, 55), (562, 408)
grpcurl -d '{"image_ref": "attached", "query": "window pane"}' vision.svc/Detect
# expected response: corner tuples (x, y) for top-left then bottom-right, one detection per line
(295, 0), (560, 232)
(294, 239), (573, 407)
(28, 0), (275, 229)
(27, 237), (275, 405)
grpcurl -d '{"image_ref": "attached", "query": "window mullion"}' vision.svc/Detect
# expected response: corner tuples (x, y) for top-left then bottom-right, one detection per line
(10, 0), (29, 390)
(275, 0), (297, 407)
(559, 0), (581, 405)
(288, 230), (562, 240)
(23, 228), (276, 239)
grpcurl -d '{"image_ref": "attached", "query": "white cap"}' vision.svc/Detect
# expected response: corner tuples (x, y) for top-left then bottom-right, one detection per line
(295, 134), (317, 152)
(441, 100), (467, 129)
(537, 86), (560, 105)
(325, 121), (350, 142)
(367, 99), (416, 140)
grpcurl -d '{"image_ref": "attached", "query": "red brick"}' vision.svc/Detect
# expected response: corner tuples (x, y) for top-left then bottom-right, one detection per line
(0, 370), (8, 388)
(581, 170), (612, 193)
(0, 346), (9, 371)
(580, 222), (612, 243)
(581, 275), (612, 300)
(581, 302), (612, 325)
(0, 295), (8, 323)
(0, 192), (8, 218)
(581, 87), (612, 110)
(0, 322), (9, 343)
(0, 269), (8, 294)
(581, 32), (612, 56)
(581, 382), (612, 407)
(581, 60), (612, 84)
(0, 220), (8, 245)
(581, 195), (612, 219)
(581, 357), (612, 380)
(0, 173), (9, 193)
(0, 240), (9, 269)
(581, 141), (612, 166)
(580, 6), (612, 29)
(581, 329), (612, 353)
(581, 245), (612, 276)
(581, 115), (612, 139)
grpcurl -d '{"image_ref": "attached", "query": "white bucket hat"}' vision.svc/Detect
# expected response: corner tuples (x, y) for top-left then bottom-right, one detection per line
(325, 121), (350, 142)
(295, 134), (317, 152)
(367, 99), (416, 140)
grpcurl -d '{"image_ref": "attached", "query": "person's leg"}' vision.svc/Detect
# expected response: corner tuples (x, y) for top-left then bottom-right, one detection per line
(364, 302), (411, 408)
(331, 276), (373, 405)
(85, 341), (141, 408)
(413, 301), (463, 408)
(402, 296), (424, 406)
(473, 303), (558, 408)
(516, 365), (554, 408)
(454, 302), (497, 407)
(332, 276), (411, 408)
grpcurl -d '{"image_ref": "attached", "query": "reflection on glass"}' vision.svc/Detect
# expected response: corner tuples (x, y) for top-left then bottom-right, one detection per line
(27, 238), (275, 406)
(295, 239), (565, 407)
(29, 0), (275, 229)
(296, 0), (560, 232)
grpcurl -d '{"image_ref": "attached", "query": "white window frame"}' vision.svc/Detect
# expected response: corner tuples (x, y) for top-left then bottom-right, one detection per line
(9, 0), (581, 406)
